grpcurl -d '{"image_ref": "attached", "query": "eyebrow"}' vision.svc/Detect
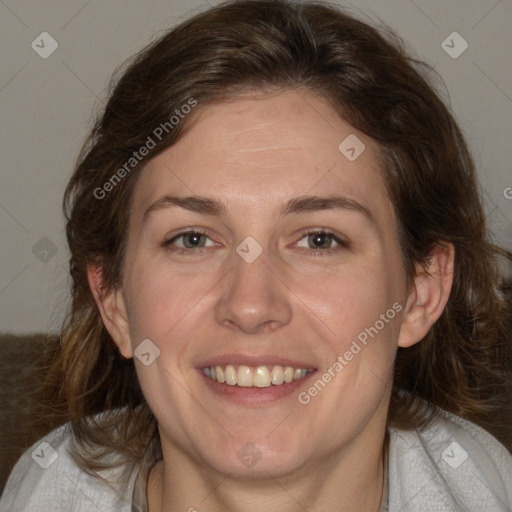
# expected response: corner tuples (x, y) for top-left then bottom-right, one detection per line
(143, 194), (374, 222)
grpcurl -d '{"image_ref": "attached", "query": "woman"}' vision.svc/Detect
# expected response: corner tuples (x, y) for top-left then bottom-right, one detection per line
(1, 0), (511, 510)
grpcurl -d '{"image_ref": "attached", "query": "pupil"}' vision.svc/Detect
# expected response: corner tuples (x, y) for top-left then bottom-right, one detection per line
(186, 233), (202, 247)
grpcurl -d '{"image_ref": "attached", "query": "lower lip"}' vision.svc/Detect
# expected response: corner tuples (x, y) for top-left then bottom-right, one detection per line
(198, 369), (317, 406)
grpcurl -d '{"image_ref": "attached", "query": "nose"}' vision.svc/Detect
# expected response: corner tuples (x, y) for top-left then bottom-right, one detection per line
(214, 244), (293, 335)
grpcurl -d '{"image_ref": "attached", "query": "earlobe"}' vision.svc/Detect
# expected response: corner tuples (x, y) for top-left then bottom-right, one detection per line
(87, 264), (133, 359)
(397, 243), (455, 348)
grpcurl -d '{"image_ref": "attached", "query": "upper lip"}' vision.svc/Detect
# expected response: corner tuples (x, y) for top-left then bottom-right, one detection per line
(196, 354), (317, 370)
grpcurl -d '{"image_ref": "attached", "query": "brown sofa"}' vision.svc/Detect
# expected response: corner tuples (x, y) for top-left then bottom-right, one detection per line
(0, 334), (64, 494)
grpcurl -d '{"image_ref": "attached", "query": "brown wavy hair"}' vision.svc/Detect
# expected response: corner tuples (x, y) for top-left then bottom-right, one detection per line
(39, 0), (512, 472)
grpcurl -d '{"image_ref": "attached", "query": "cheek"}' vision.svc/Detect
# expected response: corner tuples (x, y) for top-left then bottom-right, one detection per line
(123, 259), (213, 345)
(302, 261), (403, 405)
(302, 261), (400, 337)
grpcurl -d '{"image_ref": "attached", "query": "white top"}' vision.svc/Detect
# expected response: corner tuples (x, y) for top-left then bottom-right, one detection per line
(1, 407), (511, 511)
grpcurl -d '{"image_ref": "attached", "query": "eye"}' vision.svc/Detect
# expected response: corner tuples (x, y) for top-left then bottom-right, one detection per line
(162, 229), (349, 257)
(296, 230), (349, 254)
(163, 230), (217, 254)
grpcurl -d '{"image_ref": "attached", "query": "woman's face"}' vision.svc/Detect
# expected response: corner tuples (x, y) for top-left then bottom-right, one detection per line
(117, 89), (410, 477)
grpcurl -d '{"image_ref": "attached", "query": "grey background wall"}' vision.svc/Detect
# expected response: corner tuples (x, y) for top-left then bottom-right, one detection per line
(1, 0), (511, 334)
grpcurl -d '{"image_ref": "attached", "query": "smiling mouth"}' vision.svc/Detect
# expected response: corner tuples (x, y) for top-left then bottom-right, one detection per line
(202, 364), (314, 388)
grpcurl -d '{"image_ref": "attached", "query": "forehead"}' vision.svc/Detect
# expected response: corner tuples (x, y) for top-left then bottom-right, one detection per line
(132, 89), (392, 224)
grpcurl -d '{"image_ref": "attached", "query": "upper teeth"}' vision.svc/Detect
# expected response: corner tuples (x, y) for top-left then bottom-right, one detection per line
(202, 365), (310, 387)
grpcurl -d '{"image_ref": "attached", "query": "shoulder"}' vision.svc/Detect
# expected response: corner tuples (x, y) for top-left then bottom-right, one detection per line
(388, 406), (512, 511)
(0, 416), (140, 512)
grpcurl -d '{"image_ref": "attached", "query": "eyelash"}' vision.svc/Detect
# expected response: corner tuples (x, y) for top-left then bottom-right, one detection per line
(162, 228), (350, 257)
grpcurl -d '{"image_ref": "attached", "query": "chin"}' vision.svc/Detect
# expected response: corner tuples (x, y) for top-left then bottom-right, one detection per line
(199, 436), (313, 480)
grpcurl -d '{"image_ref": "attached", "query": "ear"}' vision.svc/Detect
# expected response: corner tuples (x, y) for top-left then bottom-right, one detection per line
(398, 242), (455, 348)
(87, 263), (133, 359)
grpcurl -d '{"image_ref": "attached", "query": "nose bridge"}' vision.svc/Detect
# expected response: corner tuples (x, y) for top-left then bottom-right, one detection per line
(214, 238), (292, 333)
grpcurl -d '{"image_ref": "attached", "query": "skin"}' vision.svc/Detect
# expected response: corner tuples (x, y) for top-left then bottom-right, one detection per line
(89, 88), (454, 512)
